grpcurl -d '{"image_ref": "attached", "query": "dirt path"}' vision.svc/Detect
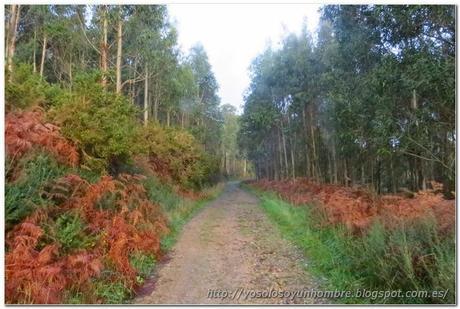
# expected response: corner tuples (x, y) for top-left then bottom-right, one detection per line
(135, 182), (322, 304)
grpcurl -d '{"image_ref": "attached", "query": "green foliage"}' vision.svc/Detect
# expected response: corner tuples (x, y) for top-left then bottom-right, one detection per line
(49, 72), (144, 173)
(5, 153), (67, 229)
(94, 280), (131, 304)
(142, 123), (218, 188)
(130, 252), (156, 283)
(143, 176), (182, 211)
(5, 64), (64, 111)
(239, 5), (455, 195)
(53, 213), (95, 252)
(250, 188), (455, 304)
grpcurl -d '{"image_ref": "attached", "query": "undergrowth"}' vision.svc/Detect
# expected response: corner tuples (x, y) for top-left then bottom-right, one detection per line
(245, 185), (455, 304)
(5, 153), (67, 229)
(4, 67), (225, 304)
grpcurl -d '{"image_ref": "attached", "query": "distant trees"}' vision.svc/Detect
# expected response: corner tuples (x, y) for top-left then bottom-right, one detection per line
(6, 4), (230, 175)
(239, 5), (455, 197)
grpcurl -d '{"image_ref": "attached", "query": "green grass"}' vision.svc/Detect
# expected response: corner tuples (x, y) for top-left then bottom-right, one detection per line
(130, 252), (156, 284)
(244, 185), (455, 304)
(93, 280), (131, 304)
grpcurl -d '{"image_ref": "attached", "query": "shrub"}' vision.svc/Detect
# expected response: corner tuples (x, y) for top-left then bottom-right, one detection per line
(5, 153), (67, 229)
(141, 123), (219, 189)
(48, 72), (144, 173)
(5, 63), (64, 111)
(142, 176), (182, 211)
(53, 213), (95, 252)
(5, 173), (169, 304)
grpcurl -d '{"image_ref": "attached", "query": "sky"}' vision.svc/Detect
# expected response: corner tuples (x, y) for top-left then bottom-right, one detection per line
(167, 4), (321, 112)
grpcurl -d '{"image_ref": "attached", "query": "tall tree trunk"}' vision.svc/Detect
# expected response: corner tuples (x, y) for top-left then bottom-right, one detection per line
(7, 5), (20, 82)
(287, 115), (296, 179)
(332, 141), (338, 184)
(290, 138), (295, 179)
(39, 34), (47, 78)
(33, 27), (37, 73)
(166, 110), (171, 127)
(390, 156), (396, 193)
(277, 129), (282, 180)
(68, 57), (73, 89)
(344, 159), (350, 187)
(5, 6), (11, 60)
(153, 80), (160, 122)
(281, 124), (288, 179)
(302, 105), (311, 178)
(143, 65), (149, 126)
(308, 105), (320, 181)
(100, 6), (108, 89)
(116, 9), (123, 94)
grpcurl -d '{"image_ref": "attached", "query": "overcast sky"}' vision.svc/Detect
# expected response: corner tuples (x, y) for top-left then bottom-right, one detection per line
(168, 4), (321, 112)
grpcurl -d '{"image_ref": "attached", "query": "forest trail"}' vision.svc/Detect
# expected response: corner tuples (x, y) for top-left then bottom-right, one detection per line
(135, 182), (321, 304)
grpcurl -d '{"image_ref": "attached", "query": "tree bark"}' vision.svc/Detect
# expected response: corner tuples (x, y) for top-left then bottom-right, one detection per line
(7, 5), (20, 82)
(308, 105), (321, 181)
(281, 123), (288, 179)
(153, 79), (160, 122)
(277, 129), (282, 180)
(39, 34), (47, 78)
(33, 27), (37, 73)
(100, 6), (108, 89)
(302, 105), (311, 178)
(116, 8), (123, 94)
(332, 141), (338, 184)
(143, 65), (149, 126)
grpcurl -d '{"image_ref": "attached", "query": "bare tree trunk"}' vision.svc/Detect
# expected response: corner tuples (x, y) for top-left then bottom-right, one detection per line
(390, 156), (396, 193)
(33, 28), (37, 73)
(181, 111), (185, 128)
(308, 105), (320, 181)
(68, 57), (73, 89)
(153, 80), (160, 122)
(290, 141), (295, 179)
(5, 6), (11, 60)
(166, 110), (170, 127)
(302, 105), (311, 178)
(100, 6), (108, 89)
(344, 159), (350, 187)
(39, 34), (47, 78)
(143, 65), (149, 126)
(277, 129), (283, 180)
(130, 58), (137, 104)
(115, 9), (123, 94)
(332, 142), (338, 184)
(281, 124), (288, 179)
(287, 115), (296, 179)
(7, 5), (20, 82)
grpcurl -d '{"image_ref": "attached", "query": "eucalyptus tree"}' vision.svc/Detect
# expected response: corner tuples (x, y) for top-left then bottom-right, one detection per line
(239, 4), (455, 197)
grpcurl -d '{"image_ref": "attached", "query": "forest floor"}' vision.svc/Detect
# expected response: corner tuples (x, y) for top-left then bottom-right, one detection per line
(134, 182), (322, 304)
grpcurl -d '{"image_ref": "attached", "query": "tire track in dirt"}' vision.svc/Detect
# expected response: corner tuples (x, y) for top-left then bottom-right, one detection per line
(135, 182), (322, 304)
